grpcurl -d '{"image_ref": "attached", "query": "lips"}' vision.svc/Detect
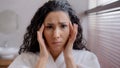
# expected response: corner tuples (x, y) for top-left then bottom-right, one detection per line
(52, 41), (62, 45)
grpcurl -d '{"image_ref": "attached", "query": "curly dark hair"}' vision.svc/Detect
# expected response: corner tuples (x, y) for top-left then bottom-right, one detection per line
(19, 0), (88, 54)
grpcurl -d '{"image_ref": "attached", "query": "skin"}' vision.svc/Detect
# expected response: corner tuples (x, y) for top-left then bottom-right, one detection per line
(36, 11), (78, 68)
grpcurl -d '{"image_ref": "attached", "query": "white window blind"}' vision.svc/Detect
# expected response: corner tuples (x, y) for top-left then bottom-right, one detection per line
(87, 1), (120, 68)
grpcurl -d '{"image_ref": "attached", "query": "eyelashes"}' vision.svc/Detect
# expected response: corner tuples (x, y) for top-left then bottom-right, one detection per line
(61, 24), (67, 28)
(45, 24), (68, 29)
(46, 25), (53, 29)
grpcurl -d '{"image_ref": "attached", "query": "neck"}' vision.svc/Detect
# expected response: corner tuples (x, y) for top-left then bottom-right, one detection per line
(49, 49), (62, 61)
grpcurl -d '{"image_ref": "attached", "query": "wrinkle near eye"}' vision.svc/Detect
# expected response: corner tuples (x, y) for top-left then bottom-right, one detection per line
(44, 21), (69, 30)
(60, 24), (67, 29)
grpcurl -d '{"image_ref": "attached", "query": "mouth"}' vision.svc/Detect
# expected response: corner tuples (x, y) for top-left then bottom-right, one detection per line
(52, 42), (62, 45)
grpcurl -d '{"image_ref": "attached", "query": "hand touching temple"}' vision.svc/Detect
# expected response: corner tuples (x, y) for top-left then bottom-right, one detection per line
(8, 1), (100, 68)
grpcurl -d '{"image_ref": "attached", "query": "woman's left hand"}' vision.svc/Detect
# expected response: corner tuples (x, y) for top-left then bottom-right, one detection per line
(63, 22), (78, 57)
(63, 22), (78, 68)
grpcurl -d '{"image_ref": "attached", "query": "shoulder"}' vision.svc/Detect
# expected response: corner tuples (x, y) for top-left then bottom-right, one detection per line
(18, 52), (39, 59)
(72, 50), (99, 63)
(72, 50), (97, 57)
(8, 52), (39, 68)
(72, 50), (100, 68)
(15, 52), (39, 64)
(12, 52), (39, 62)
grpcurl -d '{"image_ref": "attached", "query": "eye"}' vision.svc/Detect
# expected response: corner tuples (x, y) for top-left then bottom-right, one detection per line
(61, 24), (67, 28)
(46, 25), (53, 29)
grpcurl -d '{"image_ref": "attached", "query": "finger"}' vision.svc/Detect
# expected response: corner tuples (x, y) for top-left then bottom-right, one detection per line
(37, 31), (45, 46)
(37, 24), (44, 42)
(38, 24), (44, 34)
(65, 23), (74, 49)
(37, 25), (50, 57)
(37, 24), (45, 47)
(37, 31), (48, 54)
(73, 23), (78, 40)
(67, 24), (78, 49)
(69, 22), (73, 36)
(68, 23), (78, 43)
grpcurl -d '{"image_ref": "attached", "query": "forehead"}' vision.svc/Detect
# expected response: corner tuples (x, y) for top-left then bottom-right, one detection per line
(44, 11), (70, 24)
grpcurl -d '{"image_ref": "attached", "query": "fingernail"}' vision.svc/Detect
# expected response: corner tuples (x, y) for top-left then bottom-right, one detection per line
(37, 31), (39, 34)
(74, 23), (78, 27)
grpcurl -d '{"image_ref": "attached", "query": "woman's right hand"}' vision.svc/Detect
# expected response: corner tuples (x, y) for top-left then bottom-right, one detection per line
(36, 24), (49, 68)
(37, 24), (49, 58)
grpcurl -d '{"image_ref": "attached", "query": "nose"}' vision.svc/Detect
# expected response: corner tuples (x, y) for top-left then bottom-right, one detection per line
(53, 28), (60, 39)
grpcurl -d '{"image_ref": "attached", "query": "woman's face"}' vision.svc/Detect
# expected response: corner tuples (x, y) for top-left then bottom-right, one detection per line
(43, 11), (70, 52)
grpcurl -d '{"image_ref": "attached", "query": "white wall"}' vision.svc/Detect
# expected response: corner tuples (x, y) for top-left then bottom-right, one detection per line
(68, 0), (88, 42)
(0, 0), (88, 48)
(0, 0), (48, 48)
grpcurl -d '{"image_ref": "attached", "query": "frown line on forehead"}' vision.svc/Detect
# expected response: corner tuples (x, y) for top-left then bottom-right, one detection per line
(44, 21), (70, 25)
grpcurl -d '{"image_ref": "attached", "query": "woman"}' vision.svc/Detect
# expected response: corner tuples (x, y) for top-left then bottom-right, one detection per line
(8, 0), (100, 68)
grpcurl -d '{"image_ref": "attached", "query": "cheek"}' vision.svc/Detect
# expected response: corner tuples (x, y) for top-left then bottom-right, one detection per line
(63, 28), (70, 39)
(43, 30), (51, 42)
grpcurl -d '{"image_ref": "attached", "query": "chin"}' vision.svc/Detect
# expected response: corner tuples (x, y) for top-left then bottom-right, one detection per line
(53, 47), (63, 51)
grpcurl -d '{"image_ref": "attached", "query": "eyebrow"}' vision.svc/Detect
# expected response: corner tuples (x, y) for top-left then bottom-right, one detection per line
(46, 23), (54, 26)
(46, 22), (68, 25)
(59, 22), (67, 24)
(45, 20), (70, 26)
